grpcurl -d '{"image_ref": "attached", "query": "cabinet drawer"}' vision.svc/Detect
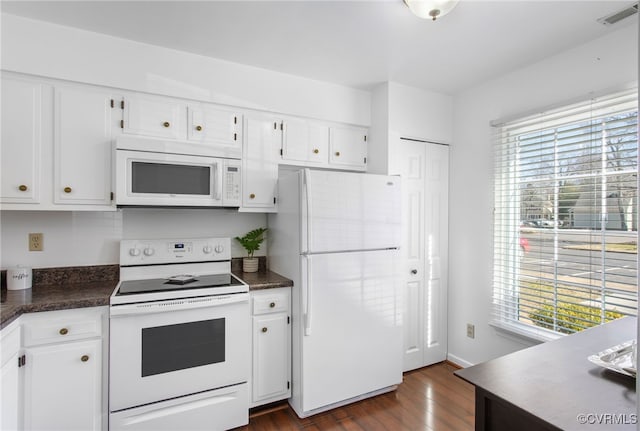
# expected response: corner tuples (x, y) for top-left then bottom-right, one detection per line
(22, 307), (104, 347)
(252, 293), (289, 315)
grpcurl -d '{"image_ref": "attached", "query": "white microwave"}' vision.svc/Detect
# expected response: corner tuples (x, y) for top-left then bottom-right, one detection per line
(114, 138), (241, 207)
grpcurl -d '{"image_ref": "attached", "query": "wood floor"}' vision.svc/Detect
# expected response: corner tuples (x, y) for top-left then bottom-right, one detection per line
(242, 362), (475, 431)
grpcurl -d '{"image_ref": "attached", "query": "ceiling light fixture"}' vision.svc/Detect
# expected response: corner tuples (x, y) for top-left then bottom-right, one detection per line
(404, 0), (460, 21)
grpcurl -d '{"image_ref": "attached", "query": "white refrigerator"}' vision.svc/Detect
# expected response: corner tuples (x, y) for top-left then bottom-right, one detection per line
(268, 169), (402, 418)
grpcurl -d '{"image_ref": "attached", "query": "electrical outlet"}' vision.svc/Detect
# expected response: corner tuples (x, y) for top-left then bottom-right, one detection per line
(29, 233), (43, 251)
(466, 323), (475, 339)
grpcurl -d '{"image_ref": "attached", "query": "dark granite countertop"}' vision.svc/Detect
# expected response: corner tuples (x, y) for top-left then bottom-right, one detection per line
(1, 263), (292, 330)
(232, 269), (294, 291)
(0, 265), (119, 330)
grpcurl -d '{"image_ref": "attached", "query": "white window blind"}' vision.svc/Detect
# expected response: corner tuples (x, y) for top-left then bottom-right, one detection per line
(492, 89), (638, 338)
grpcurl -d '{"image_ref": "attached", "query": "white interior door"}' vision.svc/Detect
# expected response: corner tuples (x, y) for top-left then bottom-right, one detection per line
(393, 138), (449, 371)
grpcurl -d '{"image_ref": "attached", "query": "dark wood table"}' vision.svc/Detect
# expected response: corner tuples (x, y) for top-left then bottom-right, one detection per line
(455, 317), (637, 431)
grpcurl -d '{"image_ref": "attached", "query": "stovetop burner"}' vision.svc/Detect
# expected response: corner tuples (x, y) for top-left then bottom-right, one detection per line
(117, 273), (244, 295)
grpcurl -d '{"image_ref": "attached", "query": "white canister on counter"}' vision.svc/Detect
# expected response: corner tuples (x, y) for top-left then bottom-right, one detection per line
(7, 265), (32, 290)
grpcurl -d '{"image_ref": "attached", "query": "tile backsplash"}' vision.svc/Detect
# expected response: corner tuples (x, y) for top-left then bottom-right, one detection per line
(0, 208), (267, 269)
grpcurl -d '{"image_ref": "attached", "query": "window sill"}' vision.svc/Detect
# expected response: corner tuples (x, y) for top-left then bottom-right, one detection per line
(490, 320), (564, 345)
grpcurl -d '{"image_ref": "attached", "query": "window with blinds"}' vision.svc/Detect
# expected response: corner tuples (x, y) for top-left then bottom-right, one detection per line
(492, 89), (638, 339)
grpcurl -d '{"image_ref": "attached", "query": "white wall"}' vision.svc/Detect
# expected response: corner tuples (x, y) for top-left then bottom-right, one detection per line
(369, 81), (453, 175)
(0, 209), (267, 268)
(1, 13), (371, 126)
(0, 13), (371, 270)
(448, 22), (638, 367)
(388, 82), (453, 144)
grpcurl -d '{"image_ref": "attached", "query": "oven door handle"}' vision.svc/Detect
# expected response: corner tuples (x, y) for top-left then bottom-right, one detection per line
(110, 293), (249, 317)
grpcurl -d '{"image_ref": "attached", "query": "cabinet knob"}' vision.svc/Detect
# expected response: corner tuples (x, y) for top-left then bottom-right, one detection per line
(313, 149), (319, 154)
(261, 327), (268, 333)
(63, 186), (72, 193)
(18, 184), (28, 192)
(249, 193), (256, 199)
(59, 328), (69, 335)
(81, 355), (89, 362)
(195, 125), (203, 131)
(411, 269), (418, 275)
(163, 121), (171, 128)
(335, 151), (341, 157)
(270, 302), (276, 308)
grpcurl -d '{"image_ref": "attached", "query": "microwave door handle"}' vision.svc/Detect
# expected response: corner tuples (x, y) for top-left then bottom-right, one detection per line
(214, 162), (222, 201)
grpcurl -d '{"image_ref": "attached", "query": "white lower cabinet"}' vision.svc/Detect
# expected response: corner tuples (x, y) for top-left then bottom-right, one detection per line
(18, 307), (107, 431)
(1, 321), (22, 431)
(23, 339), (102, 431)
(250, 288), (291, 407)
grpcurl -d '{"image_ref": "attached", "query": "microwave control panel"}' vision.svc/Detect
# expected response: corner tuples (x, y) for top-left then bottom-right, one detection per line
(223, 160), (241, 207)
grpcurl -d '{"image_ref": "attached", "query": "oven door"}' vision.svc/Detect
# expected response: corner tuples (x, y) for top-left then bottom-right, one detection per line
(109, 293), (250, 412)
(115, 149), (224, 207)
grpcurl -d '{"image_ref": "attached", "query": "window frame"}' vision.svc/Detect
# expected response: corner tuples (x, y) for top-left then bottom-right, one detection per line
(491, 88), (638, 340)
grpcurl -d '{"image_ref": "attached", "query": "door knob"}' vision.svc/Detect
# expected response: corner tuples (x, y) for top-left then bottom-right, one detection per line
(411, 269), (418, 275)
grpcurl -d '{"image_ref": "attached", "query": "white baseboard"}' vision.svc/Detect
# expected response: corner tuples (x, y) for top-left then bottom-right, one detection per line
(447, 353), (474, 368)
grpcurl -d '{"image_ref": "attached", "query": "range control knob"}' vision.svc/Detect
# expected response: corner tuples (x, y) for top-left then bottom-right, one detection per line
(203, 245), (213, 254)
(214, 244), (224, 254)
(129, 248), (141, 257)
(143, 247), (155, 257)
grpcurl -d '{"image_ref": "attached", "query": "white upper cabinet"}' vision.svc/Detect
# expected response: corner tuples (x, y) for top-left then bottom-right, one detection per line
(241, 115), (280, 211)
(329, 126), (368, 171)
(54, 86), (118, 206)
(187, 104), (242, 155)
(281, 119), (329, 166)
(1, 76), (45, 205)
(122, 94), (186, 140)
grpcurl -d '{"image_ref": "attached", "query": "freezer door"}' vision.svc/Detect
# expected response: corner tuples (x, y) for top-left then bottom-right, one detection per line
(299, 250), (402, 413)
(302, 169), (401, 253)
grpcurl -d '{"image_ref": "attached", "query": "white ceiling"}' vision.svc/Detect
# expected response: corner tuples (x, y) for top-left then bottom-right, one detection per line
(1, 1), (636, 94)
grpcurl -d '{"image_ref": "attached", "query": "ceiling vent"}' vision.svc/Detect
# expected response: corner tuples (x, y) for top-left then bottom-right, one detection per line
(597, 2), (638, 26)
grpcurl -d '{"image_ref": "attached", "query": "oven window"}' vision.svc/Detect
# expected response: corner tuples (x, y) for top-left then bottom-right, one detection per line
(141, 319), (225, 377)
(132, 162), (211, 195)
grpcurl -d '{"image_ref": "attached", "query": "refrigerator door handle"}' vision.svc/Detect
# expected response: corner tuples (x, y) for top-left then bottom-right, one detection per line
(302, 254), (312, 336)
(303, 168), (312, 253)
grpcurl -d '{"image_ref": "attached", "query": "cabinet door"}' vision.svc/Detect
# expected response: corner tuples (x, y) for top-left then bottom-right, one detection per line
(0, 354), (20, 431)
(329, 126), (367, 170)
(1, 322), (21, 431)
(1, 77), (44, 204)
(252, 313), (290, 404)
(122, 94), (185, 140)
(187, 105), (242, 153)
(242, 116), (279, 211)
(23, 339), (102, 431)
(54, 86), (116, 206)
(282, 119), (328, 165)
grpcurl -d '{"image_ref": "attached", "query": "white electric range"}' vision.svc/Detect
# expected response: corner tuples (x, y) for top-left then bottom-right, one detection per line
(109, 237), (250, 431)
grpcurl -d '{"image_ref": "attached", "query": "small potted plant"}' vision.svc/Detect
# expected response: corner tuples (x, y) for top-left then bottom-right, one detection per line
(235, 227), (267, 273)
